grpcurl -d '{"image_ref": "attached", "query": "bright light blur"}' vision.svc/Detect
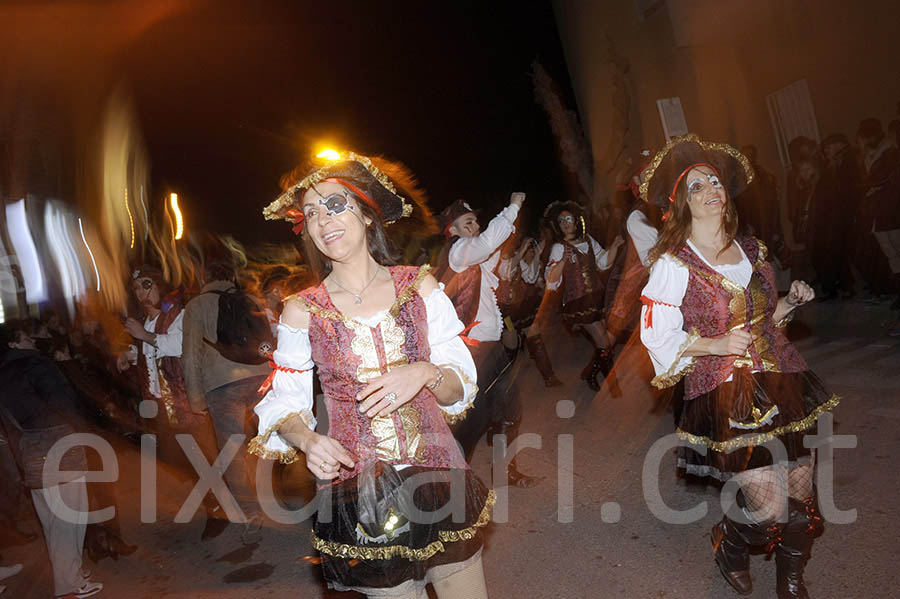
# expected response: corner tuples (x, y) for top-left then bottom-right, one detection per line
(316, 148), (341, 161)
(5, 199), (47, 304)
(44, 201), (87, 319)
(125, 187), (135, 249)
(78, 218), (101, 292)
(170, 193), (184, 240)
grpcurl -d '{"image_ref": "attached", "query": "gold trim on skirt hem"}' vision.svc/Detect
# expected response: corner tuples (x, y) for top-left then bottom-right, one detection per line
(676, 394), (840, 452)
(310, 489), (495, 562)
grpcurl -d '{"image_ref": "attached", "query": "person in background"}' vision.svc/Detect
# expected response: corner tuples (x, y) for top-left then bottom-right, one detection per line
(116, 265), (222, 539)
(543, 200), (624, 392)
(0, 321), (103, 599)
(182, 251), (272, 545)
(856, 118), (899, 302)
(435, 194), (541, 487)
(497, 234), (561, 387)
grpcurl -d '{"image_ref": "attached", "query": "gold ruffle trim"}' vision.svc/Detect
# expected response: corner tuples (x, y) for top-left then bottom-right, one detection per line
(676, 394), (840, 452)
(437, 362), (479, 425)
(639, 133), (754, 202)
(263, 151), (412, 224)
(390, 265), (431, 317)
(650, 327), (700, 389)
(310, 489), (495, 562)
(247, 410), (315, 464)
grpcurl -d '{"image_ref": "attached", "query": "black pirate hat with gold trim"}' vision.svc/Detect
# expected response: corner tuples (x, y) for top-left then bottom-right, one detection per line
(639, 134), (754, 218)
(264, 151), (432, 233)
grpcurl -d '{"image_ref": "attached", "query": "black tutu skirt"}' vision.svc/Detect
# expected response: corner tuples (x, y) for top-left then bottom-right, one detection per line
(676, 369), (838, 481)
(311, 466), (493, 592)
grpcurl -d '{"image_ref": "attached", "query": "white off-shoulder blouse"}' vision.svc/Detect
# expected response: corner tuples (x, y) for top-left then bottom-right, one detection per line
(640, 240), (752, 386)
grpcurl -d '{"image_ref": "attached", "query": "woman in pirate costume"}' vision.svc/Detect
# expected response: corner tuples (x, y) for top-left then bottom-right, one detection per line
(542, 200), (624, 391)
(250, 151), (492, 599)
(639, 135), (838, 598)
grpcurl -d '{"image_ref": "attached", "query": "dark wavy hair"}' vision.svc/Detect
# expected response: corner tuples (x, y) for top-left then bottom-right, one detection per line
(299, 191), (400, 281)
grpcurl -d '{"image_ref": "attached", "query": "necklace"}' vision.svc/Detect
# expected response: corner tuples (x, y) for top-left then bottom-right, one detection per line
(329, 267), (382, 304)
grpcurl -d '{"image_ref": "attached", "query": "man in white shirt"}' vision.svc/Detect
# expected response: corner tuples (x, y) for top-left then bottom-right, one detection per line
(434, 193), (539, 487)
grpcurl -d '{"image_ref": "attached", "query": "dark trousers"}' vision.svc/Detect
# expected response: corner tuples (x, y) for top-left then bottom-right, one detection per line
(205, 375), (268, 520)
(452, 341), (521, 461)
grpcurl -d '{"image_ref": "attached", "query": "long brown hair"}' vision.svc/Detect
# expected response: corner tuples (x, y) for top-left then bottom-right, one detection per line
(647, 173), (739, 264)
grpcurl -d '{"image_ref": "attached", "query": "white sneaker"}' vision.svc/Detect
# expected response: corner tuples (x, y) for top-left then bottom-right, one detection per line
(0, 564), (21, 581)
(55, 580), (103, 598)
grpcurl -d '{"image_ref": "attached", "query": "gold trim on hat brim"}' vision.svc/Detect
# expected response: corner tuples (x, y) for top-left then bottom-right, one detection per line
(263, 151), (412, 223)
(639, 133), (754, 202)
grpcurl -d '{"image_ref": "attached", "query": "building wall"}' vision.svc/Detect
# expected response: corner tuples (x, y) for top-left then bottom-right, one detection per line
(553, 0), (900, 189)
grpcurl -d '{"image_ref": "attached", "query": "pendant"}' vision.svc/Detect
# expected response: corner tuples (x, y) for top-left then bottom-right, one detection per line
(354, 296), (362, 304)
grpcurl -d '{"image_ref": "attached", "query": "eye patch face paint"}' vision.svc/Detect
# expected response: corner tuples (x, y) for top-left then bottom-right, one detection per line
(303, 189), (356, 219)
(687, 173), (723, 196)
(558, 214), (575, 225)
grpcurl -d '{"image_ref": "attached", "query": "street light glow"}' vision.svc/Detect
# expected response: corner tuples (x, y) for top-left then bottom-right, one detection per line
(170, 193), (184, 240)
(316, 148), (341, 161)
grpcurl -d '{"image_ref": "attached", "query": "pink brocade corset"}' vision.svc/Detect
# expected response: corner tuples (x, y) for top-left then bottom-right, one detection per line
(678, 237), (807, 400)
(296, 266), (468, 483)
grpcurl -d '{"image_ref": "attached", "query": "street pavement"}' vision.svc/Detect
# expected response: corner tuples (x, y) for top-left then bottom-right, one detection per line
(3, 298), (898, 598)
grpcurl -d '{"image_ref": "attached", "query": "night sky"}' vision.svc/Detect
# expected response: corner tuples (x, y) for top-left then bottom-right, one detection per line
(122, 1), (577, 243)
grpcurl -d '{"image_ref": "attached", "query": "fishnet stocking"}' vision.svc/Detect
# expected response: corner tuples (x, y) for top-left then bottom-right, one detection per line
(735, 453), (815, 523)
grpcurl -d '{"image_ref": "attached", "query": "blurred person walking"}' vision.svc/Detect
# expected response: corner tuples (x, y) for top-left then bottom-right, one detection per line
(182, 249), (272, 544)
(0, 322), (103, 598)
(542, 200), (624, 392)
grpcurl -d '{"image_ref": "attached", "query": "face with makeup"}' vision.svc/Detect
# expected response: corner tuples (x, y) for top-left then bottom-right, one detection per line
(557, 211), (578, 240)
(302, 180), (373, 262)
(449, 213), (480, 238)
(132, 276), (161, 315)
(683, 165), (727, 220)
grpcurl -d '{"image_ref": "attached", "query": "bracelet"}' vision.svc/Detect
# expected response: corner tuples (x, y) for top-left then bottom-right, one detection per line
(426, 364), (444, 391)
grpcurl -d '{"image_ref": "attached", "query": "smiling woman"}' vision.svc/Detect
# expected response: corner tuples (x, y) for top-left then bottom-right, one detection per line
(252, 151), (491, 599)
(639, 134), (836, 599)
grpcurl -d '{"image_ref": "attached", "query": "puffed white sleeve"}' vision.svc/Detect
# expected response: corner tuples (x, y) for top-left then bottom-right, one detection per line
(248, 321), (315, 464)
(639, 254), (698, 389)
(424, 285), (478, 424)
(626, 210), (658, 267)
(154, 310), (184, 358)
(544, 243), (565, 291)
(589, 236), (613, 271)
(520, 256), (540, 285)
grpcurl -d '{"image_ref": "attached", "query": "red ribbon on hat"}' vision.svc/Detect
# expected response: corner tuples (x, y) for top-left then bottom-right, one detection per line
(257, 360), (311, 395)
(285, 209), (305, 235)
(286, 177), (383, 235)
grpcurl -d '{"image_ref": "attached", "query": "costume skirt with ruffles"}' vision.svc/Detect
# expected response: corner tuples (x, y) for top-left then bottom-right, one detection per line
(310, 466), (493, 592)
(676, 369), (839, 481)
(561, 289), (605, 329)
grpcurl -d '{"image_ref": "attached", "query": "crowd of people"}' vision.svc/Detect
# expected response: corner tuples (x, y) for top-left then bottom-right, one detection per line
(3, 121), (895, 597)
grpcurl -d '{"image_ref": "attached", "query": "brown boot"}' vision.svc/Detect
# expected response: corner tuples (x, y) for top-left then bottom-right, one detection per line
(525, 335), (562, 387)
(776, 497), (821, 599)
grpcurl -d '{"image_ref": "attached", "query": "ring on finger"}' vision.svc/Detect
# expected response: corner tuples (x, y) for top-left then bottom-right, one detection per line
(384, 392), (398, 404)
(320, 460), (328, 471)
